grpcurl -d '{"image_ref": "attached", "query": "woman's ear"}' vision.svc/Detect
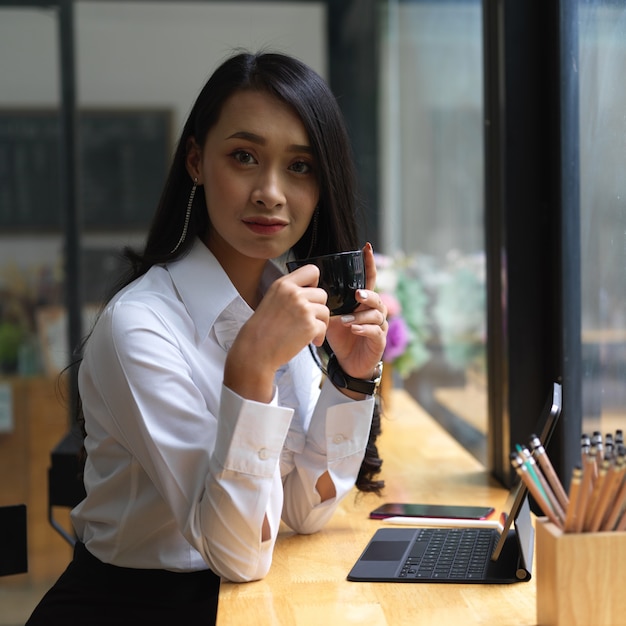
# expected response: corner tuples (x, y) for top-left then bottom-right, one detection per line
(185, 137), (203, 182)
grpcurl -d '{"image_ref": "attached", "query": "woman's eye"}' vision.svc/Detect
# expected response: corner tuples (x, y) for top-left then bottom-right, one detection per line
(231, 150), (257, 165)
(289, 160), (312, 174)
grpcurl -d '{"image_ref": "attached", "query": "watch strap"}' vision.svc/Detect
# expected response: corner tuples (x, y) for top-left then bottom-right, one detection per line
(326, 353), (383, 395)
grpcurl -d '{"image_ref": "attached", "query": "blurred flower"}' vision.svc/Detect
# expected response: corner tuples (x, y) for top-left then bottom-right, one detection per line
(375, 249), (486, 379)
(385, 316), (410, 361)
(375, 253), (432, 378)
(379, 292), (401, 318)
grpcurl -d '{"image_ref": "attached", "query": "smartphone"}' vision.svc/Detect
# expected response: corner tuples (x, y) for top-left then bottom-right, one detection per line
(369, 503), (495, 520)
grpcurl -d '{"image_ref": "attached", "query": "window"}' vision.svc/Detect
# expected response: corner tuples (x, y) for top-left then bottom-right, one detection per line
(579, 1), (626, 439)
(379, 0), (487, 461)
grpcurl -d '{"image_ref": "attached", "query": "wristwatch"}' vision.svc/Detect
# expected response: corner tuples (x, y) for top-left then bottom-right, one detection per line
(326, 353), (384, 396)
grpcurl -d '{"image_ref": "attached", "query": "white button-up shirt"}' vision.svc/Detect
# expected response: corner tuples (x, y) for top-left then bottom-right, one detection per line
(71, 238), (375, 582)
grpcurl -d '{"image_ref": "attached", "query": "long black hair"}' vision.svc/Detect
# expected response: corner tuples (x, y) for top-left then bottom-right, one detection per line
(89, 51), (383, 494)
(113, 51), (360, 290)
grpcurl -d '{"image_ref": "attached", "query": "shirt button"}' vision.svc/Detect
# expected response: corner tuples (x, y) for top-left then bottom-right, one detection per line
(258, 448), (269, 460)
(332, 434), (345, 444)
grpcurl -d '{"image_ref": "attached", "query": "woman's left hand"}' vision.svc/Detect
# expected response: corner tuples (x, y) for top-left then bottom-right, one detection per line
(324, 242), (388, 385)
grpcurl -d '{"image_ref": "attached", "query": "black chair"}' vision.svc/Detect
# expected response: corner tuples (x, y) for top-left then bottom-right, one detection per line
(0, 504), (27, 576)
(48, 430), (86, 546)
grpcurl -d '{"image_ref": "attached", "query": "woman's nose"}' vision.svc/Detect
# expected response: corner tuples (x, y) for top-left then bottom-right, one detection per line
(251, 169), (286, 209)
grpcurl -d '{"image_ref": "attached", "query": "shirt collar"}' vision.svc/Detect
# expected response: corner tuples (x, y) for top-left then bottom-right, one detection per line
(166, 237), (283, 343)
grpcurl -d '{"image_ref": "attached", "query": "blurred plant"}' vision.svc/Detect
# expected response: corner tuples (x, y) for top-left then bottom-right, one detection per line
(0, 322), (24, 373)
(0, 262), (59, 374)
(375, 253), (432, 378)
(431, 251), (486, 373)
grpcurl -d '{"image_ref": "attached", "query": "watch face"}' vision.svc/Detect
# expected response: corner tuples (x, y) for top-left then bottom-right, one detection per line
(374, 361), (384, 383)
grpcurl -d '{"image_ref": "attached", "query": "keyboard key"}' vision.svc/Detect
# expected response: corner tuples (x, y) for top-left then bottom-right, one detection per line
(399, 528), (495, 581)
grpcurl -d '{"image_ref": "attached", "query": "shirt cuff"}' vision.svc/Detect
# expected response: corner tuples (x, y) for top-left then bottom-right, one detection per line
(214, 384), (294, 477)
(307, 382), (375, 460)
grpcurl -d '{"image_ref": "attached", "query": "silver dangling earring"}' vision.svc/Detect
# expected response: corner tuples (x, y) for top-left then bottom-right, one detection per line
(170, 177), (197, 254)
(305, 206), (319, 257)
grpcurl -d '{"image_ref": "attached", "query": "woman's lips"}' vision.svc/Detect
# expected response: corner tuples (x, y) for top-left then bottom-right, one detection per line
(243, 218), (287, 235)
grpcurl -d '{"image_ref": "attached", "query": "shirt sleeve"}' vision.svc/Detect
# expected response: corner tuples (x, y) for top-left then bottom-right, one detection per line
(281, 381), (375, 534)
(82, 299), (295, 582)
(202, 385), (295, 581)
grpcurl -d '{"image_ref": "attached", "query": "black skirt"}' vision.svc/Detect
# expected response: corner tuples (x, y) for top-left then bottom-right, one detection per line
(26, 542), (220, 626)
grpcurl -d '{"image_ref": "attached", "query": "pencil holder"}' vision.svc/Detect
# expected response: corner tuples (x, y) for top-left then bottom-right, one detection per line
(536, 518), (626, 626)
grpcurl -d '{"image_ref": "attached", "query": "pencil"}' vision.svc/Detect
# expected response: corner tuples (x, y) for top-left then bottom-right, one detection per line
(592, 431), (603, 451)
(602, 457), (626, 531)
(510, 452), (562, 528)
(517, 445), (556, 515)
(526, 450), (566, 523)
(529, 433), (569, 510)
(584, 458), (609, 531)
(581, 433), (590, 465)
(575, 452), (595, 533)
(588, 456), (622, 532)
(585, 445), (598, 486)
(564, 465), (582, 533)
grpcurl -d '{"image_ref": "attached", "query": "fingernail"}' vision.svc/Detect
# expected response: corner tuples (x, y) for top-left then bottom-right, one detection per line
(357, 289), (368, 299)
(341, 314), (355, 323)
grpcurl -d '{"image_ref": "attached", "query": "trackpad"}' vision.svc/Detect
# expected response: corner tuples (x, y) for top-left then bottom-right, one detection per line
(361, 540), (409, 561)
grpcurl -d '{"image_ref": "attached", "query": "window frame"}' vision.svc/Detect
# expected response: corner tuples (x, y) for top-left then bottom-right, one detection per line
(482, 0), (581, 485)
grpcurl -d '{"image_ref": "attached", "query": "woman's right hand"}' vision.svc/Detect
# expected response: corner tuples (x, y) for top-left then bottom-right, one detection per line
(223, 264), (329, 403)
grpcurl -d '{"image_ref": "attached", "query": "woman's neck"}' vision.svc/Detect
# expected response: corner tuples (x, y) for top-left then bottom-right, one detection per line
(203, 235), (267, 309)
(225, 259), (266, 309)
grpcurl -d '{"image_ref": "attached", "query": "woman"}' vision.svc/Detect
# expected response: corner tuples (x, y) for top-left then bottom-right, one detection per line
(27, 51), (387, 625)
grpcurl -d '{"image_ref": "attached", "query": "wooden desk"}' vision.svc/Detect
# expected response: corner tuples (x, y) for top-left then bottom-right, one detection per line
(217, 389), (536, 626)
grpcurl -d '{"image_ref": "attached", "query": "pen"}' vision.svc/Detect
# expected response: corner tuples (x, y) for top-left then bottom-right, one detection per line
(529, 433), (569, 510)
(510, 452), (562, 528)
(564, 465), (582, 533)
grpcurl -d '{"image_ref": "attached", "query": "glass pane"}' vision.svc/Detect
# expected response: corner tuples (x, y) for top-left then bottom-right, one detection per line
(0, 3), (73, 607)
(379, 0), (486, 460)
(579, 1), (626, 442)
(0, 7), (61, 375)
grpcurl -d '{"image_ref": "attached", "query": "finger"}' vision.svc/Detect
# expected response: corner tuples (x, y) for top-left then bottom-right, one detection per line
(341, 306), (387, 328)
(312, 305), (330, 346)
(294, 281), (327, 307)
(355, 288), (387, 316)
(285, 263), (320, 288)
(346, 321), (388, 349)
(362, 242), (377, 292)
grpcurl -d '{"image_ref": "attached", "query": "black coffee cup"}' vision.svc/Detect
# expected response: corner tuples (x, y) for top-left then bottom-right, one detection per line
(286, 249), (366, 316)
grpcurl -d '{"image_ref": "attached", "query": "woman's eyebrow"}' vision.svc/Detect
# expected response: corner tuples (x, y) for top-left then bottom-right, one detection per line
(226, 130), (312, 154)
